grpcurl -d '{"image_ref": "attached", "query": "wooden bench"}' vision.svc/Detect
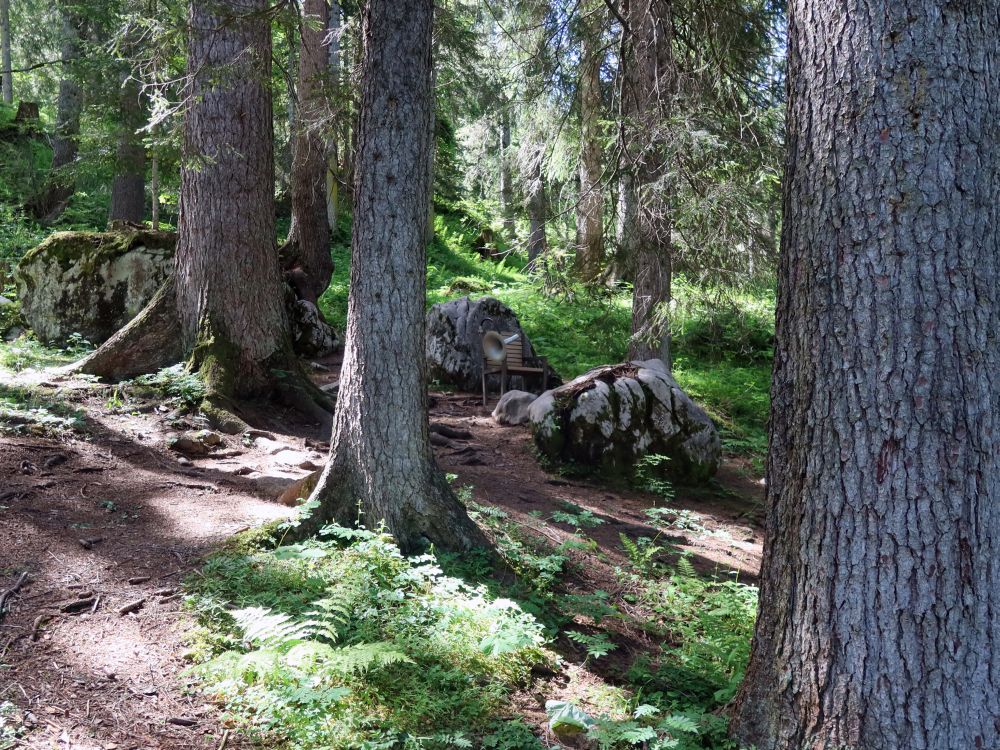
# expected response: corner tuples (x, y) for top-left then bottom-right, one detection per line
(482, 331), (549, 405)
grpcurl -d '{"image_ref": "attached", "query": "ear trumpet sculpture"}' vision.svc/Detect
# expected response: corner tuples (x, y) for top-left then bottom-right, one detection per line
(482, 331), (520, 362)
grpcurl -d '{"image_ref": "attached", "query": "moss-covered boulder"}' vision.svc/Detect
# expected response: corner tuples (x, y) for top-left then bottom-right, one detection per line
(16, 230), (175, 345)
(528, 359), (721, 483)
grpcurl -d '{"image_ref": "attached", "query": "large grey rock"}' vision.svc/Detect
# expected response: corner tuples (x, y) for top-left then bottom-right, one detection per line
(528, 359), (721, 482)
(425, 295), (559, 393)
(16, 230), (175, 345)
(492, 389), (538, 426)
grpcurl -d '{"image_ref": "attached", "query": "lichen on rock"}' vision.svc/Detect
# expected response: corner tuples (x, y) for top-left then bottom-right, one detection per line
(16, 229), (176, 345)
(528, 359), (721, 483)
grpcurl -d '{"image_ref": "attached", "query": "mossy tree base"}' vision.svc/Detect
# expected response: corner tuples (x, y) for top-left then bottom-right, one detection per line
(285, 455), (488, 555)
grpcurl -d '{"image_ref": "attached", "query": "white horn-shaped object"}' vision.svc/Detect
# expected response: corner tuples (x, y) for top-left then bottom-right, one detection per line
(483, 331), (520, 362)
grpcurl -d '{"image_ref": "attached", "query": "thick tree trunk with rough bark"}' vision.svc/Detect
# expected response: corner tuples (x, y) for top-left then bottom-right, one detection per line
(174, 0), (294, 397)
(1, 0), (12, 105)
(109, 76), (146, 224)
(525, 145), (547, 264)
(499, 105), (515, 242)
(29, 6), (82, 221)
(283, 0), (332, 302)
(297, 0), (487, 554)
(325, 0), (341, 230)
(73, 0), (331, 428)
(731, 3), (1000, 749)
(618, 0), (672, 363)
(575, 3), (604, 281)
(75, 280), (182, 381)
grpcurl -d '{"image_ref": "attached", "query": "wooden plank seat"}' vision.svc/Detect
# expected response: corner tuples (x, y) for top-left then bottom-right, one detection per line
(482, 331), (549, 405)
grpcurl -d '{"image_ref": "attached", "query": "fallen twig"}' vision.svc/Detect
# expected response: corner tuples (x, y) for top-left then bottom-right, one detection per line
(0, 572), (29, 622)
(31, 613), (55, 640)
(118, 598), (146, 616)
(59, 598), (96, 614)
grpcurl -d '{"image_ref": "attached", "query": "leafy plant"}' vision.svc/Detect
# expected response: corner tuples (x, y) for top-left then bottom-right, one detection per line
(187, 524), (550, 749)
(550, 502), (605, 529)
(566, 629), (618, 662)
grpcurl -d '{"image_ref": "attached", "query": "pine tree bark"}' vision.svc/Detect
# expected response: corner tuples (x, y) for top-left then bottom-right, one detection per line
(499, 104), (516, 242)
(575, 3), (605, 281)
(28, 5), (82, 221)
(731, 3), (1000, 749)
(526, 144), (547, 264)
(1, 0), (12, 105)
(618, 0), (673, 363)
(325, 0), (341, 230)
(283, 0), (333, 302)
(108, 76), (146, 224)
(174, 0), (296, 398)
(296, 0), (487, 554)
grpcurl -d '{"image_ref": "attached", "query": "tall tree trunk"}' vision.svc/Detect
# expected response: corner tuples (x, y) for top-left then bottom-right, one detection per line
(28, 5), (82, 221)
(525, 144), (547, 264)
(150, 153), (159, 230)
(108, 76), (146, 224)
(295, 0), (486, 554)
(619, 0), (673, 363)
(1, 0), (12, 105)
(283, 0), (333, 302)
(731, 3), (1000, 749)
(325, 0), (340, 230)
(499, 104), (515, 242)
(175, 0), (293, 397)
(575, 3), (605, 281)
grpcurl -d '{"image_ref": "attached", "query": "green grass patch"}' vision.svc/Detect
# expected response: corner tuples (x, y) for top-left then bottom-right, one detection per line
(0, 333), (92, 373)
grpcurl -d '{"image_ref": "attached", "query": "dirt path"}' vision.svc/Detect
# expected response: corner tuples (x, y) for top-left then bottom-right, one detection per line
(1, 367), (763, 749)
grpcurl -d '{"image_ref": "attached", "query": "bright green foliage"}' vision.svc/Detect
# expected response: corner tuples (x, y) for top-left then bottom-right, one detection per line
(0, 332), (91, 373)
(622, 556), (757, 709)
(187, 525), (550, 749)
(128, 364), (206, 409)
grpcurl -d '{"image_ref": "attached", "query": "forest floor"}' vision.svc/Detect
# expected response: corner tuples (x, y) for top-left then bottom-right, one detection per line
(0, 354), (764, 750)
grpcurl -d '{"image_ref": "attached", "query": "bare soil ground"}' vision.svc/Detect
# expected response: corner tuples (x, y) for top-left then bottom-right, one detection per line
(0, 361), (763, 749)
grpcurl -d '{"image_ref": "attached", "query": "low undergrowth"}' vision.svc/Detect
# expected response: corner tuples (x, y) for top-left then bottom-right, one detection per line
(186, 524), (550, 750)
(0, 332), (92, 373)
(186, 512), (758, 750)
(0, 382), (86, 436)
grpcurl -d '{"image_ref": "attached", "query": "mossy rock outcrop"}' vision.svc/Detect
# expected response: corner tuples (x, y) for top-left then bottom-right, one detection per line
(16, 230), (175, 345)
(528, 359), (721, 483)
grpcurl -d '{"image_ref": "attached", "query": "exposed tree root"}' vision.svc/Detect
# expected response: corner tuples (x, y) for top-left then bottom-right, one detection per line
(276, 376), (335, 433)
(198, 396), (251, 435)
(71, 280), (183, 381)
(66, 276), (336, 429)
